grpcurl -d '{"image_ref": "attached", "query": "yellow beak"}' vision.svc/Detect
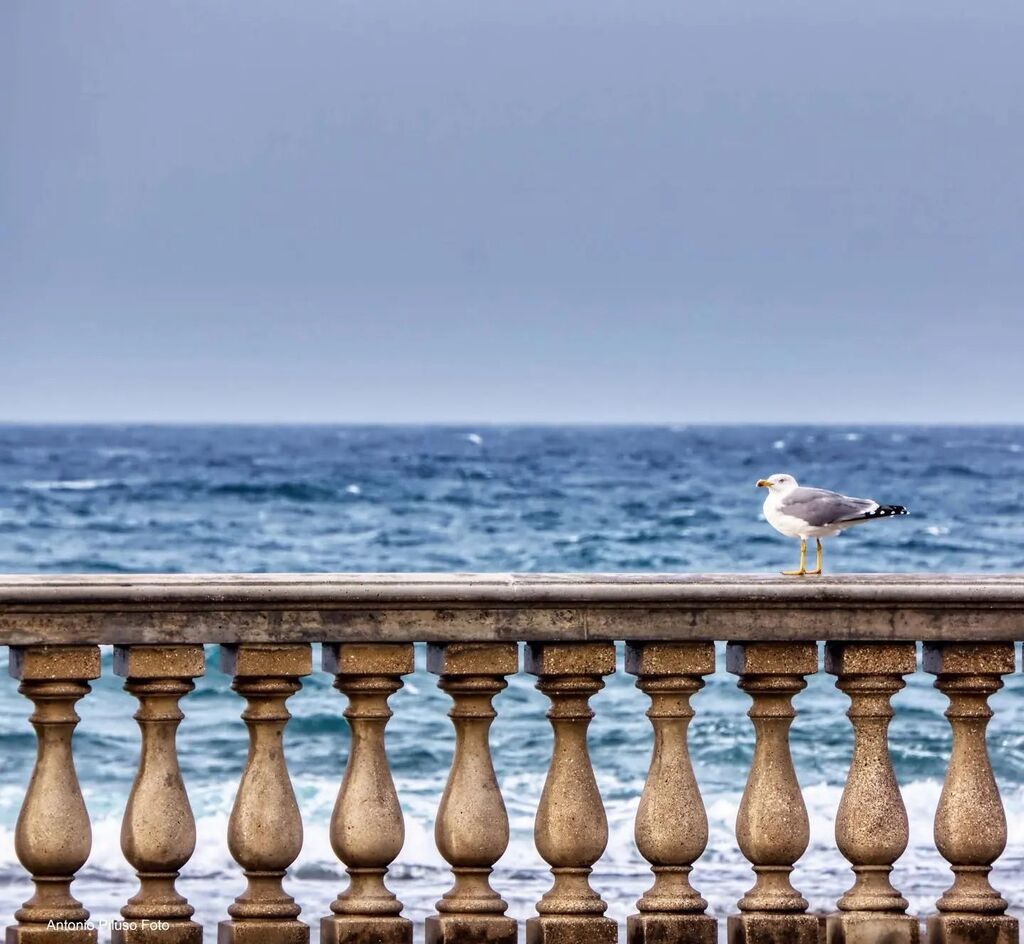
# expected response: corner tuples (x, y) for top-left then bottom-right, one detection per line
(756, 479), (770, 488)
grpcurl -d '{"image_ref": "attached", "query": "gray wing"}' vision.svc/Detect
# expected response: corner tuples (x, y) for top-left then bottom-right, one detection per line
(778, 486), (875, 527)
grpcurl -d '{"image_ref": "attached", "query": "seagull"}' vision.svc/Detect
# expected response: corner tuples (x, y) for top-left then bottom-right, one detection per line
(756, 473), (908, 576)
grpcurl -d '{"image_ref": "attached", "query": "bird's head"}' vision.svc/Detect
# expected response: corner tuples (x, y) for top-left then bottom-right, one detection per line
(756, 473), (798, 492)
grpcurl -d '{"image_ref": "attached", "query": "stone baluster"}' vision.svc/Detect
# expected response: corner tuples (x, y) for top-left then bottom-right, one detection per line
(7, 645), (101, 944)
(426, 642), (519, 944)
(322, 643), (414, 944)
(112, 644), (206, 944)
(525, 642), (618, 944)
(825, 642), (919, 944)
(625, 642), (716, 944)
(219, 644), (311, 944)
(726, 641), (819, 944)
(924, 642), (1018, 944)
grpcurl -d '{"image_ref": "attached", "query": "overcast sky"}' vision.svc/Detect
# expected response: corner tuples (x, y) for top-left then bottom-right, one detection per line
(2, 1), (1023, 423)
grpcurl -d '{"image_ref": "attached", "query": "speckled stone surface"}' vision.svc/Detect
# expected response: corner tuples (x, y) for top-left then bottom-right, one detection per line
(320, 915), (412, 944)
(219, 642), (312, 677)
(525, 641), (616, 676)
(926, 914), (1019, 944)
(625, 641), (716, 676)
(726, 641), (819, 676)
(5, 928), (97, 944)
(627, 911), (718, 944)
(323, 641), (414, 676)
(218, 920), (309, 944)
(114, 644), (206, 679)
(922, 643), (1016, 676)
(9, 644), (101, 680)
(827, 912), (920, 944)
(425, 914), (517, 944)
(825, 641), (917, 676)
(727, 912), (821, 944)
(525, 915), (618, 944)
(427, 640), (520, 676)
(112, 923), (203, 944)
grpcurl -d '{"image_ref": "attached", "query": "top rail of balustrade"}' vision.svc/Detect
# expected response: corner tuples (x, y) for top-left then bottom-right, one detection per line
(1, 573), (1024, 645)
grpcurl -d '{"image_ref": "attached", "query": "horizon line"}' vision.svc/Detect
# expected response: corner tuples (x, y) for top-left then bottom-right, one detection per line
(2, 419), (1024, 429)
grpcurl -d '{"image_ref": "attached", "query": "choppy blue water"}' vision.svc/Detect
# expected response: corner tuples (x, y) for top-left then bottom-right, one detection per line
(0, 424), (1022, 938)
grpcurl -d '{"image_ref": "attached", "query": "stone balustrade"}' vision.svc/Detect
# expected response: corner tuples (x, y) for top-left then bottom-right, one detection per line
(0, 573), (1022, 944)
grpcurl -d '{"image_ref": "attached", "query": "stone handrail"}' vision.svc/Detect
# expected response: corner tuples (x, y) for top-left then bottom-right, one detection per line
(0, 573), (1021, 944)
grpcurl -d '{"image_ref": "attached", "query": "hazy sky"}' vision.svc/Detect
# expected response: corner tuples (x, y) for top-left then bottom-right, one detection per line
(3, 1), (1023, 423)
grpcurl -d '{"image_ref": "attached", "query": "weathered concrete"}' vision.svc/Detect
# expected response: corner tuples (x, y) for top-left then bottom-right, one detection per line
(113, 645), (205, 944)
(426, 643), (518, 944)
(7, 646), (101, 944)
(626, 642), (716, 944)
(925, 644), (1018, 944)
(727, 912), (821, 944)
(3, 574), (1024, 643)
(925, 914), (1019, 944)
(322, 643), (414, 944)
(526, 643), (618, 944)
(627, 912), (718, 944)
(219, 644), (311, 944)
(827, 911), (921, 944)
(728, 643), (818, 943)
(826, 643), (918, 944)
(5, 929), (97, 944)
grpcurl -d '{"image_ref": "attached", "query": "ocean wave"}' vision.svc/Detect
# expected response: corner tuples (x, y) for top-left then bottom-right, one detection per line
(0, 776), (1020, 926)
(22, 478), (120, 491)
(208, 482), (337, 502)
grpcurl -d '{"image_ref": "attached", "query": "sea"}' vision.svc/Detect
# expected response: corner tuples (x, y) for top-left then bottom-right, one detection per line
(0, 424), (1022, 940)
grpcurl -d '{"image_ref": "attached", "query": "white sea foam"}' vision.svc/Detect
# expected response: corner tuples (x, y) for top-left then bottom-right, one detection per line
(466, 433), (484, 445)
(23, 478), (117, 491)
(3, 773), (1019, 934)
(96, 447), (149, 459)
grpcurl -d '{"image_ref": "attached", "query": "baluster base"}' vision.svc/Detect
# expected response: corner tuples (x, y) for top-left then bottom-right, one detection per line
(426, 914), (517, 944)
(827, 912), (920, 944)
(526, 915), (618, 944)
(6, 928), (97, 944)
(320, 915), (412, 944)
(217, 920), (308, 944)
(628, 912), (717, 944)
(727, 912), (820, 944)
(113, 922), (202, 944)
(926, 914), (1019, 944)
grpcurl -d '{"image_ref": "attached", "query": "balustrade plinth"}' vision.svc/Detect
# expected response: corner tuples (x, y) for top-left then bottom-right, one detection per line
(628, 913), (718, 944)
(113, 644), (205, 944)
(426, 916), (517, 944)
(924, 643), (1018, 944)
(625, 642), (717, 944)
(7, 645), (102, 944)
(925, 915), (1018, 944)
(5, 928), (97, 944)
(320, 917), (410, 944)
(824, 642), (920, 944)
(425, 642), (518, 944)
(726, 642), (819, 944)
(322, 643), (414, 944)
(525, 643), (618, 944)
(218, 644), (311, 944)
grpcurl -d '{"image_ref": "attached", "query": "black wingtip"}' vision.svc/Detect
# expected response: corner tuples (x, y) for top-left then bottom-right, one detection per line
(868, 504), (908, 517)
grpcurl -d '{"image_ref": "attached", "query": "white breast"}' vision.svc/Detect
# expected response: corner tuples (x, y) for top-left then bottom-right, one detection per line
(764, 497), (807, 537)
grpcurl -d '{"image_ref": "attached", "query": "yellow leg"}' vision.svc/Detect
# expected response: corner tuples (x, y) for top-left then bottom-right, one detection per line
(806, 538), (823, 576)
(782, 539), (807, 576)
